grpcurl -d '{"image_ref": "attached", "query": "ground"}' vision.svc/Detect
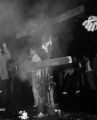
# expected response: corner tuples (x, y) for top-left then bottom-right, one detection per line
(1, 90), (97, 120)
(1, 109), (97, 120)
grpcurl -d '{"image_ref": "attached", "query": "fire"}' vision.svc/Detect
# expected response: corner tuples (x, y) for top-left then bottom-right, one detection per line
(19, 110), (29, 120)
(42, 35), (52, 53)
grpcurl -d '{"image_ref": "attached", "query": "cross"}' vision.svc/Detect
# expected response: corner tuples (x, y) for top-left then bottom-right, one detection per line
(25, 56), (73, 72)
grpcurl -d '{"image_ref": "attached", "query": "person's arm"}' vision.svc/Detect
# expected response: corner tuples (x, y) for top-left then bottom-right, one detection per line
(2, 43), (11, 59)
(86, 60), (92, 72)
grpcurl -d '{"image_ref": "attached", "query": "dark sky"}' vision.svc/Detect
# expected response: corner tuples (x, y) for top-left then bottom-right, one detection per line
(68, 0), (97, 58)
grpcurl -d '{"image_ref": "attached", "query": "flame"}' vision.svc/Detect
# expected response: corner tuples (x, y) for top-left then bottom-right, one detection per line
(19, 110), (29, 120)
(42, 35), (52, 53)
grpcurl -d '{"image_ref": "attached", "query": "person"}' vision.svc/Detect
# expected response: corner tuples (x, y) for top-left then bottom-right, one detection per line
(30, 49), (56, 117)
(0, 42), (11, 106)
(17, 49), (45, 115)
(0, 43), (11, 80)
(29, 49), (41, 108)
(63, 58), (83, 95)
(91, 54), (97, 88)
(84, 57), (96, 90)
(62, 68), (74, 95)
(47, 74), (56, 110)
(29, 49), (47, 117)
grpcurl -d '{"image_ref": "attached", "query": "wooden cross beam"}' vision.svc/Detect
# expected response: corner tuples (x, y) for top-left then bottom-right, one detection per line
(17, 5), (85, 38)
(26, 56), (72, 72)
(52, 5), (84, 24)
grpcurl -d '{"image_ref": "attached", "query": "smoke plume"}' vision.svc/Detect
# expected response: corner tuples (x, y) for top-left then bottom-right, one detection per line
(0, 0), (75, 81)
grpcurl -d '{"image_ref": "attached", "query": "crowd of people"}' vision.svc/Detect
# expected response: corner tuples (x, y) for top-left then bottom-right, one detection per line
(1, 42), (97, 117)
(0, 41), (56, 118)
(0, 0), (97, 118)
(55, 56), (97, 97)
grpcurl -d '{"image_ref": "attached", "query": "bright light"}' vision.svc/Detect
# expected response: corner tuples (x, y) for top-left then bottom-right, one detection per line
(67, 56), (72, 63)
(19, 110), (29, 120)
(42, 35), (52, 53)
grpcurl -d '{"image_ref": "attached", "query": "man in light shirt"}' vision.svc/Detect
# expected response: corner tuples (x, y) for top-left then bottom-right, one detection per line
(29, 49), (41, 108)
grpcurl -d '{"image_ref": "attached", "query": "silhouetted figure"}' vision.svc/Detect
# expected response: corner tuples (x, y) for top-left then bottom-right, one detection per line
(84, 57), (96, 90)
(29, 49), (42, 108)
(63, 58), (84, 95)
(0, 42), (11, 106)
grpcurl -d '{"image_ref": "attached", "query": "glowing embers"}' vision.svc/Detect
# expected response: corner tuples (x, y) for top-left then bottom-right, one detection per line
(42, 35), (52, 53)
(0, 108), (6, 112)
(18, 110), (29, 120)
(54, 109), (61, 115)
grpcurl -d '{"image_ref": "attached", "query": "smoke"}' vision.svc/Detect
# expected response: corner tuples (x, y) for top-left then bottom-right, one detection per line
(0, 0), (75, 82)
(0, 0), (77, 58)
(14, 0), (75, 82)
(0, 1), (24, 38)
(0, 0), (29, 58)
(16, 0), (73, 58)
